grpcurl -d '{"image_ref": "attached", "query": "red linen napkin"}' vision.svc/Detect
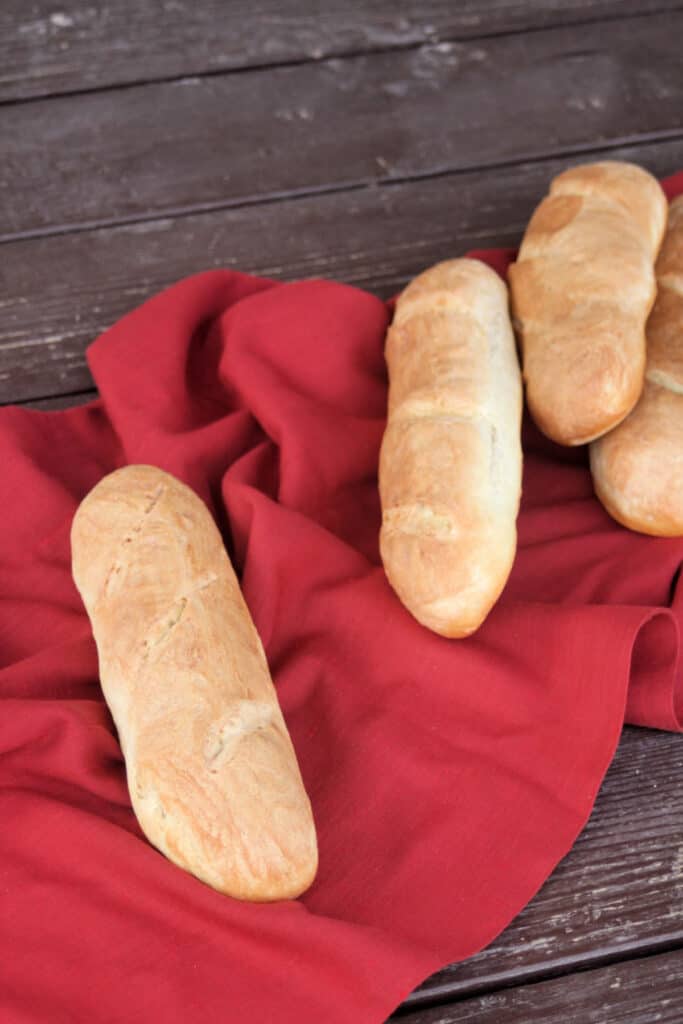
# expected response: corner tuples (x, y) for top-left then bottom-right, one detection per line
(2, 172), (683, 1024)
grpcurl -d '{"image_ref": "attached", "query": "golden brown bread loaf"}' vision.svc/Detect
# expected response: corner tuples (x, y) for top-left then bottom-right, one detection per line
(509, 161), (668, 445)
(71, 465), (317, 901)
(590, 197), (683, 535)
(379, 258), (523, 638)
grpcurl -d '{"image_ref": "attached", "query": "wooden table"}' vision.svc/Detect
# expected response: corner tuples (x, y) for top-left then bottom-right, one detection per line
(2, 2), (683, 1020)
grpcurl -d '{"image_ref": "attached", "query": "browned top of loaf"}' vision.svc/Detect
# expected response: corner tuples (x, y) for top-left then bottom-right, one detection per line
(71, 465), (317, 901)
(551, 161), (667, 254)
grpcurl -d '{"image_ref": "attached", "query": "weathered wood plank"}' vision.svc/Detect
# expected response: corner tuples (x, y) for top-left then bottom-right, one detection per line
(2, 10), (682, 241)
(1, 1), (680, 102)
(397, 947), (683, 1022)
(2, 136), (683, 405)
(403, 726), (683, 1007)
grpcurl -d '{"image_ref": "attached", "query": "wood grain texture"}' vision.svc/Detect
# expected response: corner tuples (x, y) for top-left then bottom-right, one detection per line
(1, 9), (682, 241)
(1, 1), (680, 102)
(4, 3), (683, 1015)
(405, 727), (683, 1007)
(3, 136), (683, 405)
(397, 948), (683, 1022)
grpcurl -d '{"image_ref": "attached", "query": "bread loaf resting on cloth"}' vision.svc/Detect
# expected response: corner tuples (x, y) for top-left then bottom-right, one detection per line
(71, 465), (318, 901)
(379, 258), (523, 638)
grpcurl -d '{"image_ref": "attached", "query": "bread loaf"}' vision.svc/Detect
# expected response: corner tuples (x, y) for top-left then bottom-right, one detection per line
(590, 197), (683, 535)
(509, 161), (667, 445)
(71, 465), (317, 901)
(379, 258), (523, 638)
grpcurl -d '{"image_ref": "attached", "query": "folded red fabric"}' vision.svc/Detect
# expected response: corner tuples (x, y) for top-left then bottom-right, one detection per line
(2, 172), (682, 1024)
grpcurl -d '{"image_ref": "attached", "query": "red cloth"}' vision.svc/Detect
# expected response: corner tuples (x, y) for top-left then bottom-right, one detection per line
(2, 172), (683, 1023)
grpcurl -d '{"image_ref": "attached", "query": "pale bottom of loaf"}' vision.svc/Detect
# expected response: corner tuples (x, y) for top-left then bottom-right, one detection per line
(380, 523), (516, 638)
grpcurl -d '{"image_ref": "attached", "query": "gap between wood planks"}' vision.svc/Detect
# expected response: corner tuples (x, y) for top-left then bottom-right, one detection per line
(2, 7), (682, 244)
(3, 127), (683, 248)
(397, 934), (683, 1014)
(16, 388), (98, 410)
(1, 1), (681, 106)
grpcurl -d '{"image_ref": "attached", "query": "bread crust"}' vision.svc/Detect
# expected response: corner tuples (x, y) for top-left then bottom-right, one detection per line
(379, 259), (523, 638)
(71, 465), (317, 900)
(590, 198), (683, 535)
(509, 161), (667, 445)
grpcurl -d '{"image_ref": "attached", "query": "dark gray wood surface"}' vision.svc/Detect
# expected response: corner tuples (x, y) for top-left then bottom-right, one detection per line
(1, 1), (679, 101)
(2, 9), (682, 241)
(398, 949), (683, 1022)
(2, 3), (683, 1021)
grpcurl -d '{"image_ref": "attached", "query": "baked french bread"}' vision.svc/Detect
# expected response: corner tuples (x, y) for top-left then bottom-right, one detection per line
(509, 161), (668, 445)
(379, 258), (523, 638)
(590, 197), (683, 535)
(71, 465), (317, 901)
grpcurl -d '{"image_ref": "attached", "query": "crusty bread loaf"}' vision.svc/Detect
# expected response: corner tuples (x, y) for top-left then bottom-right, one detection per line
(509, 161), (668, 445)
(71, 465), (317, 900)
(590, 197), (683, 535)
(379, 258), (523, 638)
